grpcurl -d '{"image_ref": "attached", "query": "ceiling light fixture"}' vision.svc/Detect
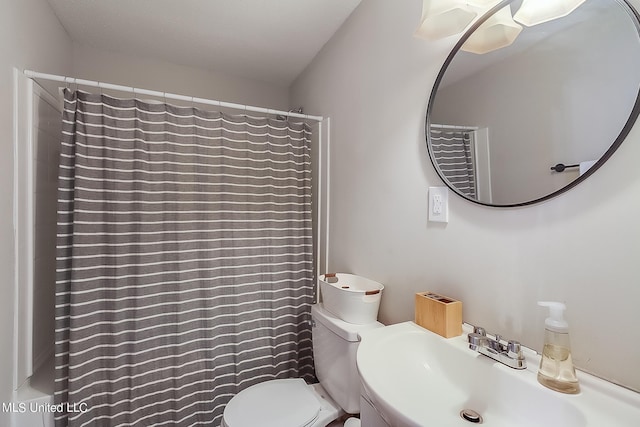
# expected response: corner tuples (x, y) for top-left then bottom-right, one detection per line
(414, 0), (478, 40)
(461, 5), (522, 54)
(513, 0), (586, 26)
(415, 0), (586, 54)
(466, 0), (502, 7)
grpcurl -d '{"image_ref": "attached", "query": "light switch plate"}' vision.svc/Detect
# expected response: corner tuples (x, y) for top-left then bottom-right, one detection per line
(429, 187), (449, 223)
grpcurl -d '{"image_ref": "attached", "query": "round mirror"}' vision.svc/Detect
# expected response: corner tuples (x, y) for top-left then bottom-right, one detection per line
(426, 0), (640, 207)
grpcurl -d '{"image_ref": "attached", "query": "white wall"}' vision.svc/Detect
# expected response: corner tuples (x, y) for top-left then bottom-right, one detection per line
(0, 0), (73, 422)
(291, 0), (640, 391)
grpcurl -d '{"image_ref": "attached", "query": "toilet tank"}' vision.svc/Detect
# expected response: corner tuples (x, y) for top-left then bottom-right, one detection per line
(311, 304), (383, 414)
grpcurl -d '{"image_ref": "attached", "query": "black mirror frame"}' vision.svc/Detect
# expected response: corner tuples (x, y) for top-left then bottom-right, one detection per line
(426, 0), (640, 207)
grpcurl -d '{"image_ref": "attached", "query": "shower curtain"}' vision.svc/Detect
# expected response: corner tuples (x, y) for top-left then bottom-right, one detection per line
(430, 128), (477, 198)
(55, 89), (315, 426)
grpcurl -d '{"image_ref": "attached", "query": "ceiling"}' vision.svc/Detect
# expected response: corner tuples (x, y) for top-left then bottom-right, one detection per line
(46, 0), (362, 87)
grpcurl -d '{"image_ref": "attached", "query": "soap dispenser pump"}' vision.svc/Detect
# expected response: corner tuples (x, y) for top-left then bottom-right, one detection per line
(537, 301), (580, 394)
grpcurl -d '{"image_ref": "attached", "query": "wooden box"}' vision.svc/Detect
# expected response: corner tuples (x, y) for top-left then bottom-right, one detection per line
(415, 292), (462, 338)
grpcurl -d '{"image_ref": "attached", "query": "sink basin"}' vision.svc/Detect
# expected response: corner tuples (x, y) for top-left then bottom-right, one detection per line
(357, 322), (640, 426)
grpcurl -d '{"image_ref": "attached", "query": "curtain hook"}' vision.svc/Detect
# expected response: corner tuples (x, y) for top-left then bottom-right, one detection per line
(66, 77), (76, 93)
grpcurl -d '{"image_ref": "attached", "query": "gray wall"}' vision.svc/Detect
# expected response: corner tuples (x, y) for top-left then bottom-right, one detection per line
(71, 43), (290, 110)
(292, 0), (640, 391)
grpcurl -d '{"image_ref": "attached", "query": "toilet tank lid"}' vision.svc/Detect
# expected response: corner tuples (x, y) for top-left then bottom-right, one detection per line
(312, 304), (384, 342)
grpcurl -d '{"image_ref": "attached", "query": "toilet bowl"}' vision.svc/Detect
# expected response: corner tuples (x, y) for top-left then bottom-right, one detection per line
(343, 418), (361, 427)
(221, 304), (383, 427)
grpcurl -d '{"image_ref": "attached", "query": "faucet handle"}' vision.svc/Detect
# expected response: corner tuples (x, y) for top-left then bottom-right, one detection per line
(468, 332), (487, 351)
(507, 340), (523, 359)
(473, 326), (486, 336)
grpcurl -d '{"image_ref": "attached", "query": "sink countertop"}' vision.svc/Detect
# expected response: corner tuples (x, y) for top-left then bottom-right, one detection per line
(357, 321), (640, 427)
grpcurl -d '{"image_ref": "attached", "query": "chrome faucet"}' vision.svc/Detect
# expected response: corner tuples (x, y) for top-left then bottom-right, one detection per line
(468, 326), (527, 370)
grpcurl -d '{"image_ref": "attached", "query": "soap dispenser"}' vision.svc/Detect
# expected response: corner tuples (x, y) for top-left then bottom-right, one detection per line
(537, 301), (580, 394)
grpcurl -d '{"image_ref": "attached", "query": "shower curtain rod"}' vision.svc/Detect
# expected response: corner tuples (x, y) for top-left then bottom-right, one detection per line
(431, 123), (479, 130)
(23, 69), (324, 122)
(23, 69), (332, 293)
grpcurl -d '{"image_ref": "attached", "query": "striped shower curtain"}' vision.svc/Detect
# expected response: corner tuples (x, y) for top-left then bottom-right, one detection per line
(430, 128), (477, 198)
(55, 89), (315, 426)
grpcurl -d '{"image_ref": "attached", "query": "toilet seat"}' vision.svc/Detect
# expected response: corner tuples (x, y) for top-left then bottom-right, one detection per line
(223, 378), (321, 427)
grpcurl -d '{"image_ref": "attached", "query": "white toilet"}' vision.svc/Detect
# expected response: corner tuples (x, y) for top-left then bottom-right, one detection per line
(221, 303), (383, 427)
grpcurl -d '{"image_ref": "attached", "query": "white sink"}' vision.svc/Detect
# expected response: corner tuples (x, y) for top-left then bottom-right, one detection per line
(357, 322), (640, 426)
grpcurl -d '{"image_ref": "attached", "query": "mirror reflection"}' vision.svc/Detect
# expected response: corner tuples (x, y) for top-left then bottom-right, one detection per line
(427, 0), (640, 206)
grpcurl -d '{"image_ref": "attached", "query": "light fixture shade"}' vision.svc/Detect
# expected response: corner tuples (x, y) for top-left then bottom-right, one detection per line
(466, 0), (502, 7)
(414, 0), (478, 40)
(513, 0), (586, 27)
(461, 5), (522, 54)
